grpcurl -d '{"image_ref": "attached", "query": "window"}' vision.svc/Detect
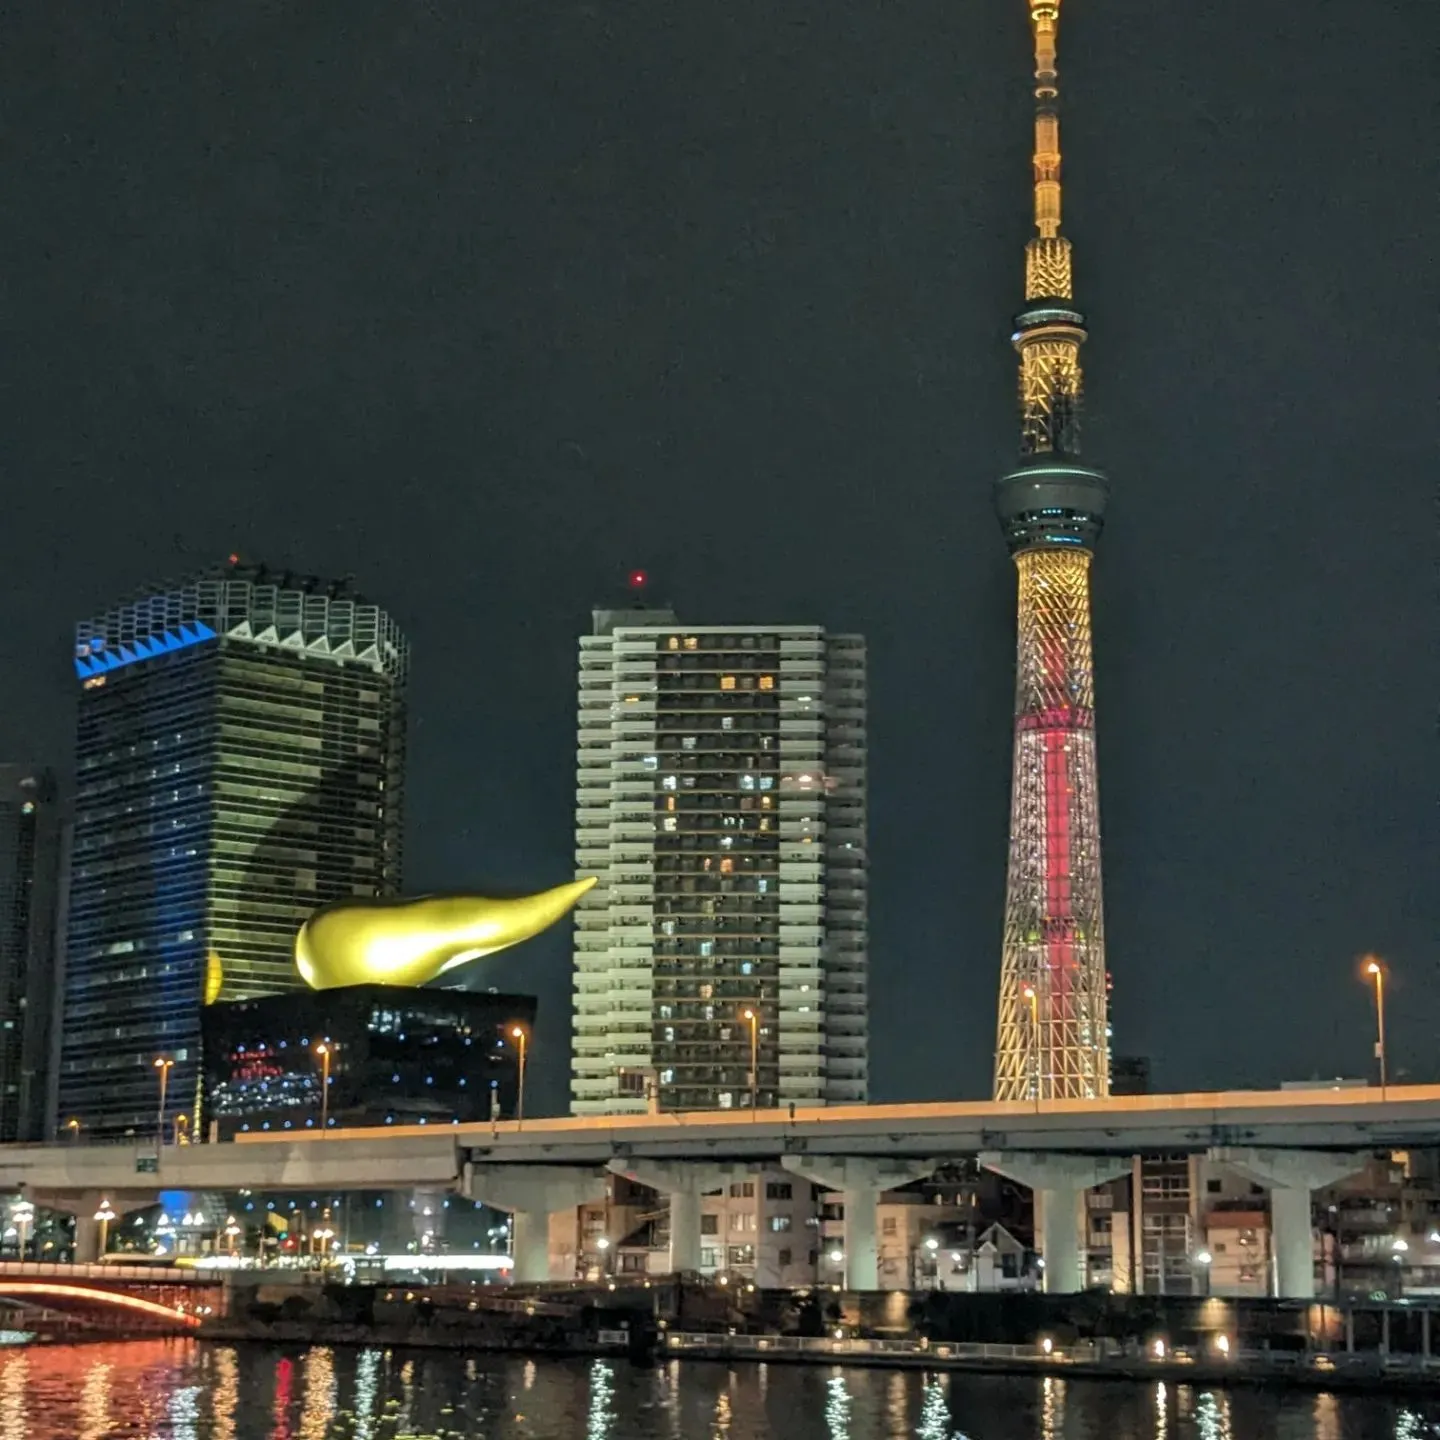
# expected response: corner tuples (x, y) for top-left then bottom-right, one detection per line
(1206, 1179), (1222, 1194)
(758, 675), (774, 689)
(727, 1245), (755, 1266)
(684, 637), (698, 650)
(777, 1248), (792, 1266)
(881, 1217), (898, 1237)
(701, 1215), (719, 1236)
(730, 1182), (755, 1199)
(720, 675), (736, 690)
(770, 1215), (792, 1232)
(766, 1183), (793, 1200)
(732, 1212), (747, 1233)
(701, 1247), (719, 1268)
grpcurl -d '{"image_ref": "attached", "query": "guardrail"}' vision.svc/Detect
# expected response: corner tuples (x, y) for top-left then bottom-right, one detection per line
(660, 1332), (1440, 1378)
(0, 1261), (196, 1284)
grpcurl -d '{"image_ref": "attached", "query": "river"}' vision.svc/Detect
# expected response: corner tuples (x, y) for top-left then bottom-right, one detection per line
(5, 1341), (1439, 1438)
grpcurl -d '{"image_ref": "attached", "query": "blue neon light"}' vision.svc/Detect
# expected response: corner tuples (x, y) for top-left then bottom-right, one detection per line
(74, 621), (217, 679)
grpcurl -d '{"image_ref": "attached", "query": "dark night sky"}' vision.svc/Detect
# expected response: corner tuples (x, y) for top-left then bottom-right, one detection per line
(4, 1), (1435, 1116)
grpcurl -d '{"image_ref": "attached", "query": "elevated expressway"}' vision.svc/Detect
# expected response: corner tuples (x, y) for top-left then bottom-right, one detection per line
(7, 1086), (1437, 1297)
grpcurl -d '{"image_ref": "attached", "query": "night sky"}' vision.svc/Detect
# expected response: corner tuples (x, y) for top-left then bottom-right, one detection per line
(5, 2), (1435, 1116)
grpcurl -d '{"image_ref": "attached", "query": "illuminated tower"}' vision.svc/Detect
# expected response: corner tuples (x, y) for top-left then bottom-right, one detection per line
(992, 0), (1111, 1101)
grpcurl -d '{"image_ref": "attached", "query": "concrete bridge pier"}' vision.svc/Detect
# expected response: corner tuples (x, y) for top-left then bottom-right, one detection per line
(781, 1156), (939, 1290)
(43, 1191), (155, 1264)
(606, 1160), (751, 1274)
(979, 1152), (1131, 1294)
(1209, 1147), (1364, 1298)
(465, 1164), (607, 1284)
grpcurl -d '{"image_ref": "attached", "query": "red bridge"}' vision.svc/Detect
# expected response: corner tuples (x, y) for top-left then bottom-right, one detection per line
(0, 1262), (223, 1339)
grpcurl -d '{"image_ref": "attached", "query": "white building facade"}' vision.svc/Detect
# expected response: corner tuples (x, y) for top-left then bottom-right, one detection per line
(572, 606), (866, 1114)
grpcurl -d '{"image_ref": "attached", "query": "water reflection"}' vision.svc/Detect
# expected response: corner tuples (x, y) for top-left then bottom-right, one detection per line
(0, 1354), (26, 1440)
(352, 1349), (380, 1440)
(587, 1358), (615, 1439)
(0, 1341), (1432, 1439)
(825, 1373), (852, 1439)
(1041, 1375), (1066, 1440)
(298, 1348), (334, 1440)
(77, 1359), (111, 1440)
(1195, 1390), (1232, 1440)
(169, 1383), (202, 1440)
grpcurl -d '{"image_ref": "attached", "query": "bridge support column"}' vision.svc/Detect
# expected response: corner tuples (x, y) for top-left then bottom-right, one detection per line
(781, 1156), (938, 1291)
(1208, 1148), (1364, 1299)
(980, 1153), (1131, 1294)
(410, 1188), (446, 1253)
(606, 1160), (748, 1274)
(465, 1165), (607, 1284)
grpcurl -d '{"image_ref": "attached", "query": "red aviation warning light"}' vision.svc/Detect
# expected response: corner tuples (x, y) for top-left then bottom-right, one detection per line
(627, 569), (648, 592)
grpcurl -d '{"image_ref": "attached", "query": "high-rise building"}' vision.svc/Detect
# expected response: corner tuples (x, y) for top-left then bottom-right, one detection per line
(572, 601), (866, 1114)
(0, 767), (62, 1142)
(59, 562), (407, 1137)
(993, 0), (1112, 1101)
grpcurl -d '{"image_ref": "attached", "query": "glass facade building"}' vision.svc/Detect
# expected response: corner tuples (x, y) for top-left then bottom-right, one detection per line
(201, 985), (536, 1135)
(0, 766), (62, 1141)
(59, 564), (407, 1136)
(572, 606), (867, 1114)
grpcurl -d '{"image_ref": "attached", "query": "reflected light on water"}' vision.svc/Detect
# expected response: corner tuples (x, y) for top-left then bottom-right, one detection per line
(712, 1388), (733, 1436)
(210, 1349), (237, 1440)
(1394, 1409), (1427, 1440)
(824, 1373), (851, 1439)
(77, 1360), (111, 1440)
(1195, 1390), (1232, 1440)
(523, 1358), (537, 1391)
(1154, 1381), (1167, 1440)
(917, 1378), (950, 1440)
(0, 1354), (26, 1440)
(169, 1384), (202, 1440)
(298, 1348), (334, 1440)
(1041, 1375), (1065, 1440)
(352, 1349), (380, 1440)
(587, 1358), (615, 1439)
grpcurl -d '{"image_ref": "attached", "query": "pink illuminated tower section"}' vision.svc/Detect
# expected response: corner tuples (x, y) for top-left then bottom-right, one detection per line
(992, 0), (1111, 1102)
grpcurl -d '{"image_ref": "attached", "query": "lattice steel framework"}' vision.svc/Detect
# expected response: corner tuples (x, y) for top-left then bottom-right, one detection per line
(993, 0), (1111, 1101)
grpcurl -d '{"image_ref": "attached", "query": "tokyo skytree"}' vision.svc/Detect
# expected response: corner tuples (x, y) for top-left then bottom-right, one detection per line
(992, 0), (1111, 1102)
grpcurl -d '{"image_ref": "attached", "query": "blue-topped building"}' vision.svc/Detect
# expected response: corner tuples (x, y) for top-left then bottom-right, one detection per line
(58, 561), (408, 1137)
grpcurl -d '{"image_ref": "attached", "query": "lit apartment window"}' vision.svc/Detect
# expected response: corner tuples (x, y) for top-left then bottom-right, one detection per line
(720, 675), (736, 690)
(758, 675), (775, 690)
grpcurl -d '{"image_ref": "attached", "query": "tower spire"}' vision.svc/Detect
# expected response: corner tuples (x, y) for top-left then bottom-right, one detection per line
(992, 0), (1112, 1104)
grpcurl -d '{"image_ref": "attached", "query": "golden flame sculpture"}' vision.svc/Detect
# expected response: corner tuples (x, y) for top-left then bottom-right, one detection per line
(294, 877), (597, 991)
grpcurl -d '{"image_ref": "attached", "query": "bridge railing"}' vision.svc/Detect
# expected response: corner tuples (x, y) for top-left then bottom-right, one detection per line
(0, 1261), (195, 1284)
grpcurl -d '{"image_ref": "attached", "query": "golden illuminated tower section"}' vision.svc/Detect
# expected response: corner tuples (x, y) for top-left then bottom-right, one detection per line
(992, 0), (1112, 1102)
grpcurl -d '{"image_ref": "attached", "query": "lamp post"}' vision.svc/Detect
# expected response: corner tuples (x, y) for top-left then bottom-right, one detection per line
(1363, 957), (1388, 1098)
(315, 1042), (336, 1131)
(1021, 984), (1040, 1110)
(65, 1118), (81, 1144)
(12, 1201), (34, 1261)
(1194, 1248), (1213, 1297)
(153, 1057), (174, 1146)
(94, 1199), (116, 1258)
(223, 1216), (241, 1258)
(741, 1007), (760, 1117)
(510, 1026), (528, 1124)
(174, 1113), (189, 1146)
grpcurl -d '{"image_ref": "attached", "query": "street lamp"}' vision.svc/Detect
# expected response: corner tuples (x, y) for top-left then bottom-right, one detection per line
(741, 1007), (760, 1117)
(153, 1057), (174, 1146)
(174, 1113), (189, 1146)
(510, 1026), (528, 1123)
(1362, 958), (1388, 1098)
(315, 1042), (337, 1131)
(223, 1216), (242, 1258)
(93, 1199), (116, 1258)
(1021, 984), (1040, 1109)
(1195, 1249), (1213, 1297)
(12, 1201), (34, 1262)
(65, 1118), (81, 1144)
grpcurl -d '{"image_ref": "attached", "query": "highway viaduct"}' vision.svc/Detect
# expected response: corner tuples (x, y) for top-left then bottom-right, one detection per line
(6, 1084), (1438, 1298)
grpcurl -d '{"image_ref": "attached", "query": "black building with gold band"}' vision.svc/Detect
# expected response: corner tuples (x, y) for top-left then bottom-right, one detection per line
(201, 985), (535, 1136)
